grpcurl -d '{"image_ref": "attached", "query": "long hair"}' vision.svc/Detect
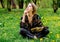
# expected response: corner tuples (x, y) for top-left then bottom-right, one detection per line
(30, 3), (37, 14)
(22, 3), (37, 22)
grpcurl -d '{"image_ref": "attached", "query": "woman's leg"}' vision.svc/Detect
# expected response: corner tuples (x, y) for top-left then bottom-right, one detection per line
(20, 28), (34, 39)
(41, 28), (49, 37)
(36, 27), (49, 38)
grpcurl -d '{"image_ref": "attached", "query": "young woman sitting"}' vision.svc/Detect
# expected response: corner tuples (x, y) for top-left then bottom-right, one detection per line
(20, 3), (49, 39)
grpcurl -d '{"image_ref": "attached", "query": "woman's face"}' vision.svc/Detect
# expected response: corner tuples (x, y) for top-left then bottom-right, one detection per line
(26, 3), (33, 12)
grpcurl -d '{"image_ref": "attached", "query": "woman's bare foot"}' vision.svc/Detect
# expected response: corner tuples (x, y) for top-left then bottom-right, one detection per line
(34, 35), (37, 39)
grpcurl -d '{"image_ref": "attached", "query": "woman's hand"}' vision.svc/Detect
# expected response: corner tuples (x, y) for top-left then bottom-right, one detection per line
(24, 10), (28, 15)
(21, 11), (27, 23)
(22, 9), (28, 23)
(24, 8), (29, 15)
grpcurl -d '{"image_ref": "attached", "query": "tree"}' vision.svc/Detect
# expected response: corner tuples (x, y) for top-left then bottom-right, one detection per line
(11, 0), (16, 9)
(0, 0), (5, 8)
(57, 0), (60, 7)
(32, 0), (37, 4)
(18, 0), (24, 9)
(7, 0), (11, 11)
(53, 0), (58, 13)
(25, 0), (31, 7)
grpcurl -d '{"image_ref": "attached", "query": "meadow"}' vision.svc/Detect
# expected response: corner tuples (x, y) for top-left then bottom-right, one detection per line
(0, 8), (60, 42)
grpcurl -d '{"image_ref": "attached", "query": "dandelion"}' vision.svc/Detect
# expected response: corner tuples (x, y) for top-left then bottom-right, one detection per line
(40, 38), (43, 41)
(50, 32), (53, 34)
(41, 17), (43, 19)
(51, 40), (55, 42)
(40, 38), (43, 42)
(56, 34), (60, 38)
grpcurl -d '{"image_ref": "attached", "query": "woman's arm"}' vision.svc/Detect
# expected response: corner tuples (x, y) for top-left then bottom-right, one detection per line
(34, 14), (43, 27)
(21, 9), (28, 23)
(20, 15), (29, 30)
(20, 21), (29, 29)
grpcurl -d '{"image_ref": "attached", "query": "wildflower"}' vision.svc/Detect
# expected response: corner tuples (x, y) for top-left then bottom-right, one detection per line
(50, 32), (53, 34)
(40, 38), (43, 41)
(51, 40), (55, 42)
(56, 34), (60, 38)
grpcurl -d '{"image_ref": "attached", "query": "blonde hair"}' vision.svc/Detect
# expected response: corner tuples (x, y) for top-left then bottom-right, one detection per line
(22, 3), (37, 23)
(30, 3), (37, 14)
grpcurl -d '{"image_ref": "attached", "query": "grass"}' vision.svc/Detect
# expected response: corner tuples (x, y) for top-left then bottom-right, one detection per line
(0, 8), (60, 42)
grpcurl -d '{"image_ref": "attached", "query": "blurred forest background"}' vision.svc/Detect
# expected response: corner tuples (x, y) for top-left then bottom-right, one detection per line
(0, 0), (60, 11)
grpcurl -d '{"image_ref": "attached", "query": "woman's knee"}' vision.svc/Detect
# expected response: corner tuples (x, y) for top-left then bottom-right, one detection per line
(20, 28), (26, 34)
(44, 29), (49, 35)
(42, 28), (49, 35)
(44, 26), (49, 34)
(20, 28), (27, 37)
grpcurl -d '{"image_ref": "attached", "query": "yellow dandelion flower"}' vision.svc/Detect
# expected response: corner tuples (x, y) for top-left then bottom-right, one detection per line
(51, 40), (55, 42)
(40, 38), (43, 41)
(50, 32), (53, 34)
(40, 38), (43, 42)
(41, 17), (43, 18)
(56, 34), (60, 38)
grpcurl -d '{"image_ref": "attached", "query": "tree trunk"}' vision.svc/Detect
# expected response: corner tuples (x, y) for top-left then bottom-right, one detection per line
(32, 0), (37, 4)
(25, 0), (31, 8)
(53, 0), (58, 13)
(7, 0), (11, 11)
(57, 0), (60, 7)
(11, 0), (16, 9)
(0, 0), (4, 8)
(18, 0), (24, 9)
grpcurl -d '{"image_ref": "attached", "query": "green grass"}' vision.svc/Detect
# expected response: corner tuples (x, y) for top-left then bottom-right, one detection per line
(0, 8), (60, 42)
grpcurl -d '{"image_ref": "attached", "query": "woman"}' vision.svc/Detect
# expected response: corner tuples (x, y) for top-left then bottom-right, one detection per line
(20, 3), (49, 39)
